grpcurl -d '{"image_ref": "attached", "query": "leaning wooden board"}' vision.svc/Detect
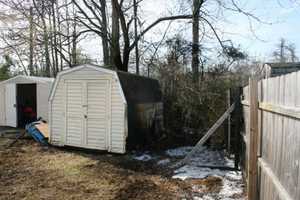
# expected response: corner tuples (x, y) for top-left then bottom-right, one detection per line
(35, 122), (49, 139)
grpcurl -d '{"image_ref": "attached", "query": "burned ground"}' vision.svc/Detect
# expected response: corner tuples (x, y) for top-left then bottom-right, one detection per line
(0, 136), (244, 200)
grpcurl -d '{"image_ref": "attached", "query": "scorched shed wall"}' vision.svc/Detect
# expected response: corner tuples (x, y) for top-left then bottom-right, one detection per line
(50, 66), (127, 153)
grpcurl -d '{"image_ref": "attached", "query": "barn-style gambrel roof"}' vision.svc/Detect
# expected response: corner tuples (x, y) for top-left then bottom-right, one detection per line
(49, 64), (162, 105)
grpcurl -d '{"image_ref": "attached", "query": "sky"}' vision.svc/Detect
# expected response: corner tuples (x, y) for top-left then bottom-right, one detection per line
(219, 0), (300, 60)
(78, 0), (300, 64)
(2, 0), (298, 65)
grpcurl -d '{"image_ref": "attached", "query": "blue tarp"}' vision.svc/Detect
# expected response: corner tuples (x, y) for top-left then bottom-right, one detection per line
(25, 122), (48, 145)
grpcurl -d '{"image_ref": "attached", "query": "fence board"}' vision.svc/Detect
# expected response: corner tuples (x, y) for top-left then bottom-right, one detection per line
(248, 78), (259, 200)
(242, 71), (300, 200)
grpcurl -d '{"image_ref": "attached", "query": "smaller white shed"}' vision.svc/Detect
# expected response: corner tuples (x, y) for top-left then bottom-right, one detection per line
(0, 75), (54, 127)
(49, 64), (163, 154)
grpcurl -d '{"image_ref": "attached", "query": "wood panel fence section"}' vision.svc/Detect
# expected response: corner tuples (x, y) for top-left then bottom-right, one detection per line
(242, 71), (300, 200)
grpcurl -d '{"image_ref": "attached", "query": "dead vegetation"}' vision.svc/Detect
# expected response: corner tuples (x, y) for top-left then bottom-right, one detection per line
(0, 138), (229, 200)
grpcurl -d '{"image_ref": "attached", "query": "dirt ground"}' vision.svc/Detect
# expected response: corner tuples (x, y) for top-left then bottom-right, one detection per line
(0, 136), (242, 200)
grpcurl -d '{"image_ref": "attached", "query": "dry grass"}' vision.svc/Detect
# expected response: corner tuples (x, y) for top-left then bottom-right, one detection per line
(1, 138), (225, 200)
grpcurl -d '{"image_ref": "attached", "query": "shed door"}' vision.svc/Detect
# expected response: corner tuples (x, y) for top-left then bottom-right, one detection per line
(86, 80), (110, 149)
(5, 83), (17, 127)
(65, 80), (110, 150)
(66, 81), (84, 146)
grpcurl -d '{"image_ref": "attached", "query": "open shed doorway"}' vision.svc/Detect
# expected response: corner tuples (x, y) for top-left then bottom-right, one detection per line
(16, 84), (37, 128)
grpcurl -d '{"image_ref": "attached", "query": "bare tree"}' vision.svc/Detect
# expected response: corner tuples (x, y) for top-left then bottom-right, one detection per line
(72, 0), (111, 66)
(273, 38), (298, 63)
(287, 43), (298, 62)
(32, 0), (51, 77)
(71, 1), (192, 71)
(0, 0), (270, 75)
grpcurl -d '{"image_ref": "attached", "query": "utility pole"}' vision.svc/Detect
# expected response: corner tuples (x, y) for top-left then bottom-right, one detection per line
(280, 38), (285, 63)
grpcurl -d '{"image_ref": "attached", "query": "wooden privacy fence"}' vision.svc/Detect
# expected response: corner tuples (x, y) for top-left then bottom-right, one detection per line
(242, 71), (300, 200)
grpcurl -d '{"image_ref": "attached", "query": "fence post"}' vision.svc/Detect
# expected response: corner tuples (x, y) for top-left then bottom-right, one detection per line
(248, 78), (259, 200)
(234, 87), (243, 170)
(227, 89), (231, 154)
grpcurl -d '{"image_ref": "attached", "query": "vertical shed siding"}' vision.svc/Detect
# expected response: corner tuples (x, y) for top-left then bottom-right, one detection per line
(0, 84), (5, 125)
(50, 81), (65, 145)
(50, 67), (127, 153)
(65, 81), (84, 146)
(111, 79), (126, 153)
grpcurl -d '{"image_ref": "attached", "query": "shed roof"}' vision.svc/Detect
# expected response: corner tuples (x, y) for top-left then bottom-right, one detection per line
(49, 64), (162, 104)
(265, 62), (300, 68)
(0, 75), (54, 85)
(117, 71), (162, 104)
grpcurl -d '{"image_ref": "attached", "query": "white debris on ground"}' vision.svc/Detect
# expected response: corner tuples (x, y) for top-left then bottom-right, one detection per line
(167, 146), (245, 200)
(165, 146), (194, 157)
(131, 146), (245, 199)
(173, 166), (223, 180)
(132, 152), (153, 161)
(191, 171), (244, 200)
(219, 173), (244, 197)
(170, 146), (233, 180)
(157, 158), (171, 166)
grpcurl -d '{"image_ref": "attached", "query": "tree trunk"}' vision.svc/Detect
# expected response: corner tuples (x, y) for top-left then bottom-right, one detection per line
(28, 7), (35, 75)
(114, 0), (130, 72)
(56, 0), (64, 71)
(52, 1), (59, 76)
(111, 0), (123, 70)
(133, 0), (139, 74)
(122, 50), (130, 72)
(41, 1), (51, 77)
(49, 11), (56, 75)
(66, 0), (72, 67)
(100, 0), (110, 66)
(192, 0), (201, 83)
(71, 14), (77, 66)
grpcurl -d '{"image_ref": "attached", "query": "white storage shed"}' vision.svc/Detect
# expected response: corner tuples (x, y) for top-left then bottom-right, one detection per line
(0, 75), (54, 127)
(49, 64), (163, 154)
